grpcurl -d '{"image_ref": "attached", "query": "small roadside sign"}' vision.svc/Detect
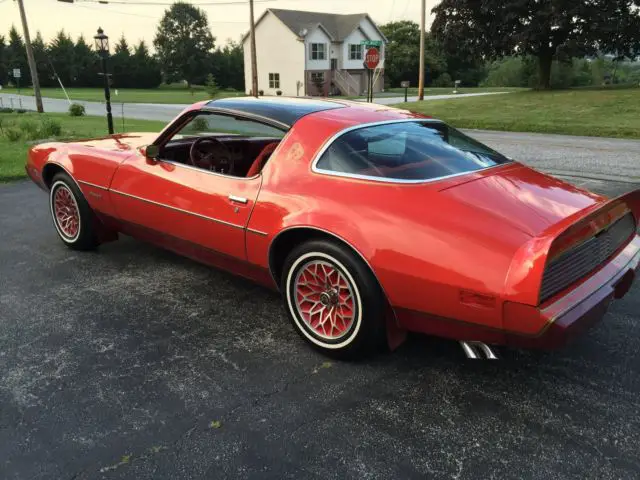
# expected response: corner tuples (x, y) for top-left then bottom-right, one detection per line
(400, 81), (410, 88)
(13, 68), (21, 78)
(365, 47), (380, 70)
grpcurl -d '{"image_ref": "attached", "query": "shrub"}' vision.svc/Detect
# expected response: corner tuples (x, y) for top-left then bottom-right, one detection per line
(69, 103), (86, 117)
(40, 117), (62, 137)
(258, 89), (264, 96)
(276, 90), (282, 96)
(16, 109), (27, 114)
(432, 73), (454, 88)
(19, 119), (40, 140)
(5, 127), (23, 142)
(0, 107), (15, 114)
(191, 117), (209, 132)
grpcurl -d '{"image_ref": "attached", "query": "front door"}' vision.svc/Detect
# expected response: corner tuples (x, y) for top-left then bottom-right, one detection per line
(109, 155), (260, 260)
(331, 59), (338, 70)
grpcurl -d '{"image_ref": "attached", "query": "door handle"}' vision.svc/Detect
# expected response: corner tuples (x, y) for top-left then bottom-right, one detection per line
(228, 194), (248, 204)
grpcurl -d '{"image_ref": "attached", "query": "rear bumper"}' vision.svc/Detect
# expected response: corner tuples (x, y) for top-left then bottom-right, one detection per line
(508, 234), (640, 349)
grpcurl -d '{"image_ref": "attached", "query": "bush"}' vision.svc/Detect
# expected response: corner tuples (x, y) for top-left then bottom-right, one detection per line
(276, 90), (282, 96)
(16, 109), (27, 114)
(0, 107), (15, 114)
(5, 127), (22, 142)
(69, 103), (86, 117)
(19, 119), (40, 140)
(40, 117), (62, 137)
(432, 73), (454, 88)
(190, 117), (209, 132)
(258, 89), (264, 96)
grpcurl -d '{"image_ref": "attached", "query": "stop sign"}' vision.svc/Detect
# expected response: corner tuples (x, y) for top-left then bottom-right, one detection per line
(365, 47), (380, 69)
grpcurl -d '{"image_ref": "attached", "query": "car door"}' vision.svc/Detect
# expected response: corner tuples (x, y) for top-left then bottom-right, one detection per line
(109, 154), (261, 260)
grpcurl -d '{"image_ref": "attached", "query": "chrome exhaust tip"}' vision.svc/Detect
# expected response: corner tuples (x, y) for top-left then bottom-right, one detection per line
(460, 341), (498, 360)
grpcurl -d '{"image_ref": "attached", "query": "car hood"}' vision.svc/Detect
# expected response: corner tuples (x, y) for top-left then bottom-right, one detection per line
(439, 164), (606, 237)
(68, 132), (158, 152)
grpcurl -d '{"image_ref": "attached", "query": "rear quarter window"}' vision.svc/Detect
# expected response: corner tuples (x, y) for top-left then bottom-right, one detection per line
(315, 121), (510, 182)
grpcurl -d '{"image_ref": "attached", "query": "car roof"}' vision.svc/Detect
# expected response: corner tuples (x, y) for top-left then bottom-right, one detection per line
(206, 97), (346, 127)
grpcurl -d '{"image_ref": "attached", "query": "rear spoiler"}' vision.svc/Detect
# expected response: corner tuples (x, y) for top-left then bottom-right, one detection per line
(503, 188), (639, 306)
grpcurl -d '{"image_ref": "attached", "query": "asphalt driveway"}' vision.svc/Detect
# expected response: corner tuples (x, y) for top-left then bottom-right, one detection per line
(1, 178), (639, 479)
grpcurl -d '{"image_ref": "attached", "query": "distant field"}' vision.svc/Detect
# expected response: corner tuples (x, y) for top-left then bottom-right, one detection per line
(0, 86), (244, 104)
(394, 88), (640, 139)
(0, 112), (164, 182)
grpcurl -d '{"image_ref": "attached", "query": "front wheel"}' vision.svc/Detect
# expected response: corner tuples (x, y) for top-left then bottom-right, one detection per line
(281, 239), (386, 358)
(49, 172), (99, 250)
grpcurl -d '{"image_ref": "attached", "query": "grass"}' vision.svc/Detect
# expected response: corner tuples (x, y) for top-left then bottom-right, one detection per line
(0, 112), (164, 182)
(393, 87), (640, 139)
(1, 85), (244, 104)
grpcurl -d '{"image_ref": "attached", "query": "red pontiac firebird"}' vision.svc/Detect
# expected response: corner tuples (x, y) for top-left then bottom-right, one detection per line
(26, 97), (640, 358)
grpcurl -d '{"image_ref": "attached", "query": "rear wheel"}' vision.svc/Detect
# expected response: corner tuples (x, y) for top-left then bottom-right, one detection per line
(281, 239), (386, 358)
(49, 172), (99, 250)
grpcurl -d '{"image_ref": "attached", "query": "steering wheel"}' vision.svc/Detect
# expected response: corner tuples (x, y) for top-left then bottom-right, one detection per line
(189, 137), (235, 175)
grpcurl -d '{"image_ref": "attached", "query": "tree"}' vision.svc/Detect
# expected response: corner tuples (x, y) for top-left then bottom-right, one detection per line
(380, 21), (446, 88)
(432, 0), (640, 89)
(0, 35), (8, 86)
(111, 35), (132, 88)
(74, 35), (99, 88)
(31, 32), (53, 87)
(211, 40), (244, 91)
(131, 41), (162, 88)
(48, 30), (76, 87)
(154, 2), (216, 86)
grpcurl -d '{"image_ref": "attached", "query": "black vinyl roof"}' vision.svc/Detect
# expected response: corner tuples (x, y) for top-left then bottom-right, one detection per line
(206, 97), (344, 127)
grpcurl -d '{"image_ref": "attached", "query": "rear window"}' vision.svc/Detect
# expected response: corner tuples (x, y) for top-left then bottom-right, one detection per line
(314, 121), (510, 182)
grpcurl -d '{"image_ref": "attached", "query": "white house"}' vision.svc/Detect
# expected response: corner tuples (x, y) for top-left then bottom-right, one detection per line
(242, 9), (387, 97)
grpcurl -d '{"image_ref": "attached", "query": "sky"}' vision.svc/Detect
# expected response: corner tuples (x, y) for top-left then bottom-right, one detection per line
(0, 0), (440, 49)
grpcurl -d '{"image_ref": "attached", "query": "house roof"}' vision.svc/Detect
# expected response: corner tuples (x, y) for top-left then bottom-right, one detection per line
(243, 8), (388, 43)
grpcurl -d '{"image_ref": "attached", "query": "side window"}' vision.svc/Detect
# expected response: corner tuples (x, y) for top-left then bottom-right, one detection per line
(177, 112), (285, 138)
(315, 122), (509, 181)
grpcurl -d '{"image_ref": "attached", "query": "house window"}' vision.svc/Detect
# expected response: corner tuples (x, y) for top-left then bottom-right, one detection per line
(269, 73), (280, 89)
(310, 43), (326, 60)
(310, 72), (325, 83)
(349, 44), (362, 60)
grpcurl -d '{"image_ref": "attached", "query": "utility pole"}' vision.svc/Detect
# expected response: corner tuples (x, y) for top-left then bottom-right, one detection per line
(16, 0), (44, 113)
(418, 0), (425, 101)
(249, 0), (259, 97)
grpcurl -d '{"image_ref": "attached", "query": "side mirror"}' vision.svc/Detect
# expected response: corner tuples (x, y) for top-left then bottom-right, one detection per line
(145, 144), (160, 159)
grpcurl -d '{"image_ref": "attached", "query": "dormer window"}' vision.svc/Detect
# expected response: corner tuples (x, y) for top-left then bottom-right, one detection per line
(310, 43), (327, 60)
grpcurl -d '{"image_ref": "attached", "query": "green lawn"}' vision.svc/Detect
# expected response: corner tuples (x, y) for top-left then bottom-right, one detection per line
(1, 86), (244, 104)
(393, 87), (640, 139)
(0, 112), (164, 182)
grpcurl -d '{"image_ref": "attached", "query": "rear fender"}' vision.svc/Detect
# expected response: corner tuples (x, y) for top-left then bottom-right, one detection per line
(504, 189), (640, 306)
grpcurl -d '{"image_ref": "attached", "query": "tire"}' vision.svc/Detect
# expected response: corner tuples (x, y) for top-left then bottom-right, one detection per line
(281, 239), (387, 358)
(49, 172), (99, 250)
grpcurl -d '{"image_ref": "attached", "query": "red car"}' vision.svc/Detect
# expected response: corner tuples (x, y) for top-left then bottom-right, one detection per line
(26, 97), (640, 358)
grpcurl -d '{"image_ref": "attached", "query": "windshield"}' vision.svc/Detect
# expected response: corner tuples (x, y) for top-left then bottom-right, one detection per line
(315, 121), (510, 182)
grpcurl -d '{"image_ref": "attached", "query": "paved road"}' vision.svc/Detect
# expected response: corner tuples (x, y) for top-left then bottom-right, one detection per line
(1, 176), (639, 479)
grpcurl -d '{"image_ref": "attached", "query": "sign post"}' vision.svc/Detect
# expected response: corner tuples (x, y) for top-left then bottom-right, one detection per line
(13, 68), (21, 95)
(400, 81), (410, 102)
(364, 47), (380, 103)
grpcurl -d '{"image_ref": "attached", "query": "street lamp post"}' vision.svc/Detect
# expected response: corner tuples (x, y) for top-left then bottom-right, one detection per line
(94, 27), (114, 135)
